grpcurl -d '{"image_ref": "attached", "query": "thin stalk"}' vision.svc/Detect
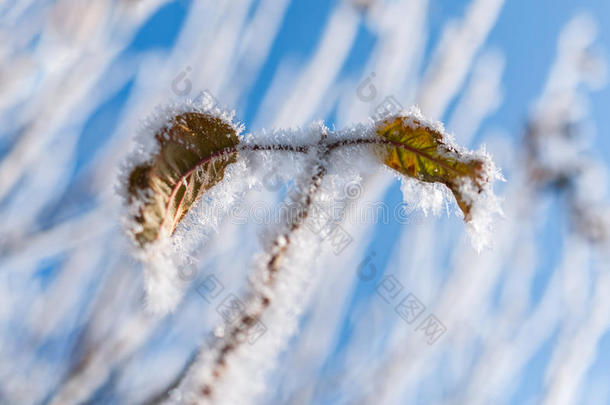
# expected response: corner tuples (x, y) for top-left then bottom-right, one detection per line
(196, 134), (332, 400)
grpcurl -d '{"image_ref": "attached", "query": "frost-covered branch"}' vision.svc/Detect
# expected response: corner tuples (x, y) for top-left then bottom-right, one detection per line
(118, 101), (502, 404)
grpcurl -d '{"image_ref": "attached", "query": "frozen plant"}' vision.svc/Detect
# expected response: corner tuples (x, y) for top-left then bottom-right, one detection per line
(119, 101), (502, 404)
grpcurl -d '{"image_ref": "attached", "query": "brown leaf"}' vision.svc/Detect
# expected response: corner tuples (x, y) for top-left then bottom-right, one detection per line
(127, 112), (239, 247)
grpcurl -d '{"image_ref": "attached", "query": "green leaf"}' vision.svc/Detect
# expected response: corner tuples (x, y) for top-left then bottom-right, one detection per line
(127, 112), (239, 247)
(376, 116), (487, 221)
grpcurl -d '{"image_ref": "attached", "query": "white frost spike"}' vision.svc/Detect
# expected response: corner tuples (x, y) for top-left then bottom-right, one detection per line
(460, 147), (505, 252)
(400, 178), (449, 217)
(140, 245), (183, 315)
(460, 176), (504, 252)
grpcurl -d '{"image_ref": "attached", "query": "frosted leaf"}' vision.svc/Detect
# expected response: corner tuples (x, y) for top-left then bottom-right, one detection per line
(124, 112), (240, 247)
(119, 102), (248, 314)
(375, 108), (503, 250)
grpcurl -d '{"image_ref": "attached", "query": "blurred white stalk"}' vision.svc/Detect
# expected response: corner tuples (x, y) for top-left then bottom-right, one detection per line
(416, 0), (505, 119)
(448, 49), (505, 145)
(271, 3), (361, 128)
